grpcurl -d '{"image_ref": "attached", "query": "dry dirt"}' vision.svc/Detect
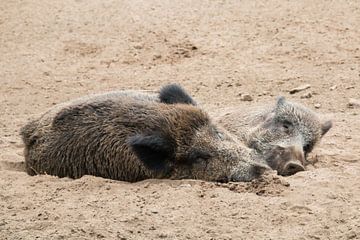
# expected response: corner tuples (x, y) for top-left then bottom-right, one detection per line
(1, 1), (360, 239)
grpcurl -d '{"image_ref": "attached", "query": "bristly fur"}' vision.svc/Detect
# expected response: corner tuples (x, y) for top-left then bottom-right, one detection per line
(159, 83), (197, 105)
(20, 89), (265, 182)
(215, 97), (332, 175)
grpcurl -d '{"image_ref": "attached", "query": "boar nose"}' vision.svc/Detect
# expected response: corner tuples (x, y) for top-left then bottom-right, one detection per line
(283, 161), (305, 176)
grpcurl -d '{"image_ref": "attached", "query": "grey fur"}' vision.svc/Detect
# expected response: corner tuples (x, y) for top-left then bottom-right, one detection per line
(215, 97), (332, 175)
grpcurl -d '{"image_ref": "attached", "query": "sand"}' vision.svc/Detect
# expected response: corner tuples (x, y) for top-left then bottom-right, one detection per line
(1, 0), (359, 239)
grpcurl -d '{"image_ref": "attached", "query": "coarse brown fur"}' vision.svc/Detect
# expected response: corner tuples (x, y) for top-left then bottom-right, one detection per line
(21, 91), (267, 182)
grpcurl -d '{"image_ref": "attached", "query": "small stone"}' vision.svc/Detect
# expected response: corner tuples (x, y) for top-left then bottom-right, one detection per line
(314, 103), (321, 109)
(228, 185), (236, 191)
(150, 209), (158, 214)
(158, 233), (168, 238)
(348, 98), (360, 108)
(347, 231), (357, 239)
(153, 54), (162, 60)
(300, 92), (312, 99)
(289, 84), (311, 94)
(183, 52), (191, 58)
(329, 85), (337, 91)
(240, 94), (253, 101)
(133, 44), (143, 50)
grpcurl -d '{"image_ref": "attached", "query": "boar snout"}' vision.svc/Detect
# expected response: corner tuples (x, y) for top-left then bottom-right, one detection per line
(281, 160), (305, 176)
(265, 144), (306, 176)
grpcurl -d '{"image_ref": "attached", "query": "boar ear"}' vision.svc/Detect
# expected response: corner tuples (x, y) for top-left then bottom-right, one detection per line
(275, 96), (286, 112)
(321, 120), (332, 136)
(159, 84), (197, 105)
(275, 96), (287, 115)
(128, 134), (176, 170)
(263, 97), (287, 124)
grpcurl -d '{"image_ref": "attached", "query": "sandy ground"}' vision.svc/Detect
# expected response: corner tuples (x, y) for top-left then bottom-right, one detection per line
(1, 0), (360, 239)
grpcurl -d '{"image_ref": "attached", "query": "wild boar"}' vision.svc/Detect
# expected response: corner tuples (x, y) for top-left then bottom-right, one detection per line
(20, 91), (268, 182)
(215, 97), (332, 176)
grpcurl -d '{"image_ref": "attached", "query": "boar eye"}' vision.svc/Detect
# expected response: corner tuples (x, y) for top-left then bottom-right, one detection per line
(216, 132), (224, 140)
(282, 120), (293, 131)
(211, 126), (225, 140)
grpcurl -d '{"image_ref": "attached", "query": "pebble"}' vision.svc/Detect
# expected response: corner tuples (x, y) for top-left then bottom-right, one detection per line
(240, 94), (253, 101)
(158, 233), (168, 239)
(258, 91), (270, 96)
(329, 85), (337, 91)
(300, 92), (312, 99)
(133, 44), (143, 49)
(348, 98), (360, 108)
(314, 103), (321, 109)
(289, 84), (311, 94)
(347, 231), (357, 239)
(153, 54), (162, 60)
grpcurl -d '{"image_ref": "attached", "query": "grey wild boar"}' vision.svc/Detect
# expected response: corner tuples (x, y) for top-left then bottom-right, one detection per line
(215, 97), (332, 176)
(21, 90), (268, 182)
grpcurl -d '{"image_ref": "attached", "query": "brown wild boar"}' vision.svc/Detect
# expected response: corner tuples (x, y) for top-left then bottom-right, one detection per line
(21, 91), (268, 182)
